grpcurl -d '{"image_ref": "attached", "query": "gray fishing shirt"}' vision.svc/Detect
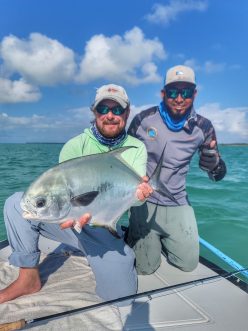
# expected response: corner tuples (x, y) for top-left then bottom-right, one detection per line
(128, 105), (223, 206)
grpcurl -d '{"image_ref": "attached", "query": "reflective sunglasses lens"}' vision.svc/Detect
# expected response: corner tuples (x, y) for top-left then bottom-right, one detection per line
(166, 89), (178, 99)
(96, 105), (126, 115)
(181, 88), (194, 98)
(96, 105), (109, 114)
(166, 88), (194, 99)
(112, 106), (125, 115)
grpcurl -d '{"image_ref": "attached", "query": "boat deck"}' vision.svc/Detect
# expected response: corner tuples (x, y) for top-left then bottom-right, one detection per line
(120, 254), (248, 330)
(0, 237), (247, 331)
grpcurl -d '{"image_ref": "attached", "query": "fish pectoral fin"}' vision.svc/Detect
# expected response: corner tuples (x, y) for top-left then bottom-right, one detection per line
(71, 191), (99, 206)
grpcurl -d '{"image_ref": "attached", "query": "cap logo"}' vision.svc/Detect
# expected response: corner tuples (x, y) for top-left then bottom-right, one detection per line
(176, 70), (184, 76)
(107, 87), (119, 93)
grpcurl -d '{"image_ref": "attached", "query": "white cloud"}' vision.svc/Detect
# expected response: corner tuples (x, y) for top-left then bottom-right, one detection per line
(203, 61), (226, 73)
(198, 103), (248, 141)
(0, 78), (41, 103)
(127, 104), (156, 127)
(0, 112), (51, 129)
(77, 27), (166, 85)
(0, 28), (166, 104)
(0, 104), (154, 142)
(0, 102), (247, 143)
(145, 0), (208, 25)
(0, 33), (76, 85)
(68, 106), (94, 125)
(229, 64), (242, 70)
(184, 58), (226, 73)
(0, 107), (94, 142)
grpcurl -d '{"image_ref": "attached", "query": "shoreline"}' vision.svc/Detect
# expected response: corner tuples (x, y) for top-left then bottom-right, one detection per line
(0, 142), (247, 146)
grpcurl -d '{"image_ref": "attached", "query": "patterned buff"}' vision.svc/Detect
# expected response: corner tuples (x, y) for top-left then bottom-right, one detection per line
(159, 101), (189, 132)
(90, 123), (127, 147)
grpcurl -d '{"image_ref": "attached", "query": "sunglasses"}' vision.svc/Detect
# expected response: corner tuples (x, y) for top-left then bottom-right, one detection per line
(165, 88), (195, 99)
(95, 104), (126, 116)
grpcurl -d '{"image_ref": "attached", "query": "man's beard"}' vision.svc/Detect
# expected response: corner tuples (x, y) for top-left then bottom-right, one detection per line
(166, 105), (192, 120)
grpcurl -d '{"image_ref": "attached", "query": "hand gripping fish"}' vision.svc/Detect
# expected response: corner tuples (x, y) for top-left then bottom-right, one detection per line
(20, 147), (177, 236)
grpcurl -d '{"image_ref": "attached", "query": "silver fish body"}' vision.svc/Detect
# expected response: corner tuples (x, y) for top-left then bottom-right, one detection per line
(20, 147), (142, 234)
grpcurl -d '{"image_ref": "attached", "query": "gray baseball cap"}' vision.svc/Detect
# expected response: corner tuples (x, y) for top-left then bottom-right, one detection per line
(91, 84), (130, 109)
(165, 65), (196, 86)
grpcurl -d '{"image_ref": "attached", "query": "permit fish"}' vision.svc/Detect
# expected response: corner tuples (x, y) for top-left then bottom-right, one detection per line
(20, 146), (176, 235)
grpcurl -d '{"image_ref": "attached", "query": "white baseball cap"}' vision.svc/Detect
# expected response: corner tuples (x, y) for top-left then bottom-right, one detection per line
(165, 65), (196, 86)
(91, 84), (130, 109)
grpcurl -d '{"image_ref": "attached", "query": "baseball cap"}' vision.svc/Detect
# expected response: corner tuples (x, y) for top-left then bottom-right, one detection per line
(91, 84), (130, 109)
(165, 65), (196, 86)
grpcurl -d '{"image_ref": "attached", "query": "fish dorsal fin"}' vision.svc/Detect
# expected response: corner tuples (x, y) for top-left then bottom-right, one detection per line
(108, 146), (141, 180)
(71, 191), (99, 206)
(107, 146), (137, 159)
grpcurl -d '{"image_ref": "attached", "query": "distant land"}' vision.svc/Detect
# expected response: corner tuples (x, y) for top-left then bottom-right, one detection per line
(220, 143), (248, 146)
(25, 142), (63, 144)
(22, 142), (248, 146)
(0, 141), (248, 146)
(25, 142), (248, 146)
(0, 142), (247, 146)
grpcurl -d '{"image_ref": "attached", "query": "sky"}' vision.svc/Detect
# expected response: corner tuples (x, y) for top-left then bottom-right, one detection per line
(0, 0), (247, 144)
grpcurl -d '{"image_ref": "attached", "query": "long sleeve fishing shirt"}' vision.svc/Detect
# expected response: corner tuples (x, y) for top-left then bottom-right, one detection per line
(128, 105), (226, 206)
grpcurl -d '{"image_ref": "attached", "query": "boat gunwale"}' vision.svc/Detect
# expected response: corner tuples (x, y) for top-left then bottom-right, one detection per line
(199, 256), (248, 293)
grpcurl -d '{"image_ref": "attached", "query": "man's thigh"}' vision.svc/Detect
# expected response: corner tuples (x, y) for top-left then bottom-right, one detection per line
(37, 223), (138, 301)
(159, 205), (199, 271)
(74, 226), (137, 301)
(127, 202), (162, 275)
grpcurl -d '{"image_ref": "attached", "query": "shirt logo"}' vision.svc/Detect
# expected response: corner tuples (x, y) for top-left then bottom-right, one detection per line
(147, 127), (157, 140)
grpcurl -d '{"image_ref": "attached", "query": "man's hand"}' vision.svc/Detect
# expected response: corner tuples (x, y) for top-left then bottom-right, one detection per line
(199, 140), (220, 172)
(60, 213), (91, 233)
(136, 176), (153, 201)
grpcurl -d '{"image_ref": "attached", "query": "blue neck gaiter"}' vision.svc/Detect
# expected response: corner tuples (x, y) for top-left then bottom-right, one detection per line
(159, 102), (189, 132)
(90, 123), (127, 147)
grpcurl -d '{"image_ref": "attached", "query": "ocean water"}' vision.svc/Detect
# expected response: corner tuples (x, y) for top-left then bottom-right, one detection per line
(0, 144), (247, 276)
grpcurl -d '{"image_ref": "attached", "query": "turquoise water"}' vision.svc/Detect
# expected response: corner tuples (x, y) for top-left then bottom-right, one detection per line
(0, 144), (247, 275)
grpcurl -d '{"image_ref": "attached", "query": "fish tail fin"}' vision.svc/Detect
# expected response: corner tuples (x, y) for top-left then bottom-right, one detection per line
(149, 144), (179, 205)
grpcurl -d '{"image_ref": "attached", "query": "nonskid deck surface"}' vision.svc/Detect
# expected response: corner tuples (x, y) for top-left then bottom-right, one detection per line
(120, 255), (248, 331)
(0, 238), (123, 331)
(0, 237), (247, 331)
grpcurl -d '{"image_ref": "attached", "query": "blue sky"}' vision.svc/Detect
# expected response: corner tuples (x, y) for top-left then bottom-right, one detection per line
(0, 0), (247, 143)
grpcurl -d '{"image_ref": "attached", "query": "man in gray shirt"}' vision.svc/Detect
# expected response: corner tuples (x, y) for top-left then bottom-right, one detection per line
(127, 65), (226, 275)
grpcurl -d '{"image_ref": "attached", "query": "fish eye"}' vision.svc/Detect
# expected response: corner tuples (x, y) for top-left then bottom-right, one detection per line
(36, 197), (46, 208)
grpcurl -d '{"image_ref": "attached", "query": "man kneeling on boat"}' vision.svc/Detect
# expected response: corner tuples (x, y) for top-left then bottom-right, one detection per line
(0, 84), (153, 304)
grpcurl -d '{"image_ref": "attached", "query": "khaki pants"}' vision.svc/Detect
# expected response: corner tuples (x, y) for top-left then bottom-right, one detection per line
(127, 202), (199, 275)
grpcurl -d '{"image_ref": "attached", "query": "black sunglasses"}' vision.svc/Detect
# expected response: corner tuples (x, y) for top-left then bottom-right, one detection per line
(96, 104), (126, 116)
(165, 87), (195, 99)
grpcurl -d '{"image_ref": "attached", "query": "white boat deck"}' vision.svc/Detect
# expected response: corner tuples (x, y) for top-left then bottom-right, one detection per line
(0, 237), (247, 331)
(120, 255), (248, 330)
